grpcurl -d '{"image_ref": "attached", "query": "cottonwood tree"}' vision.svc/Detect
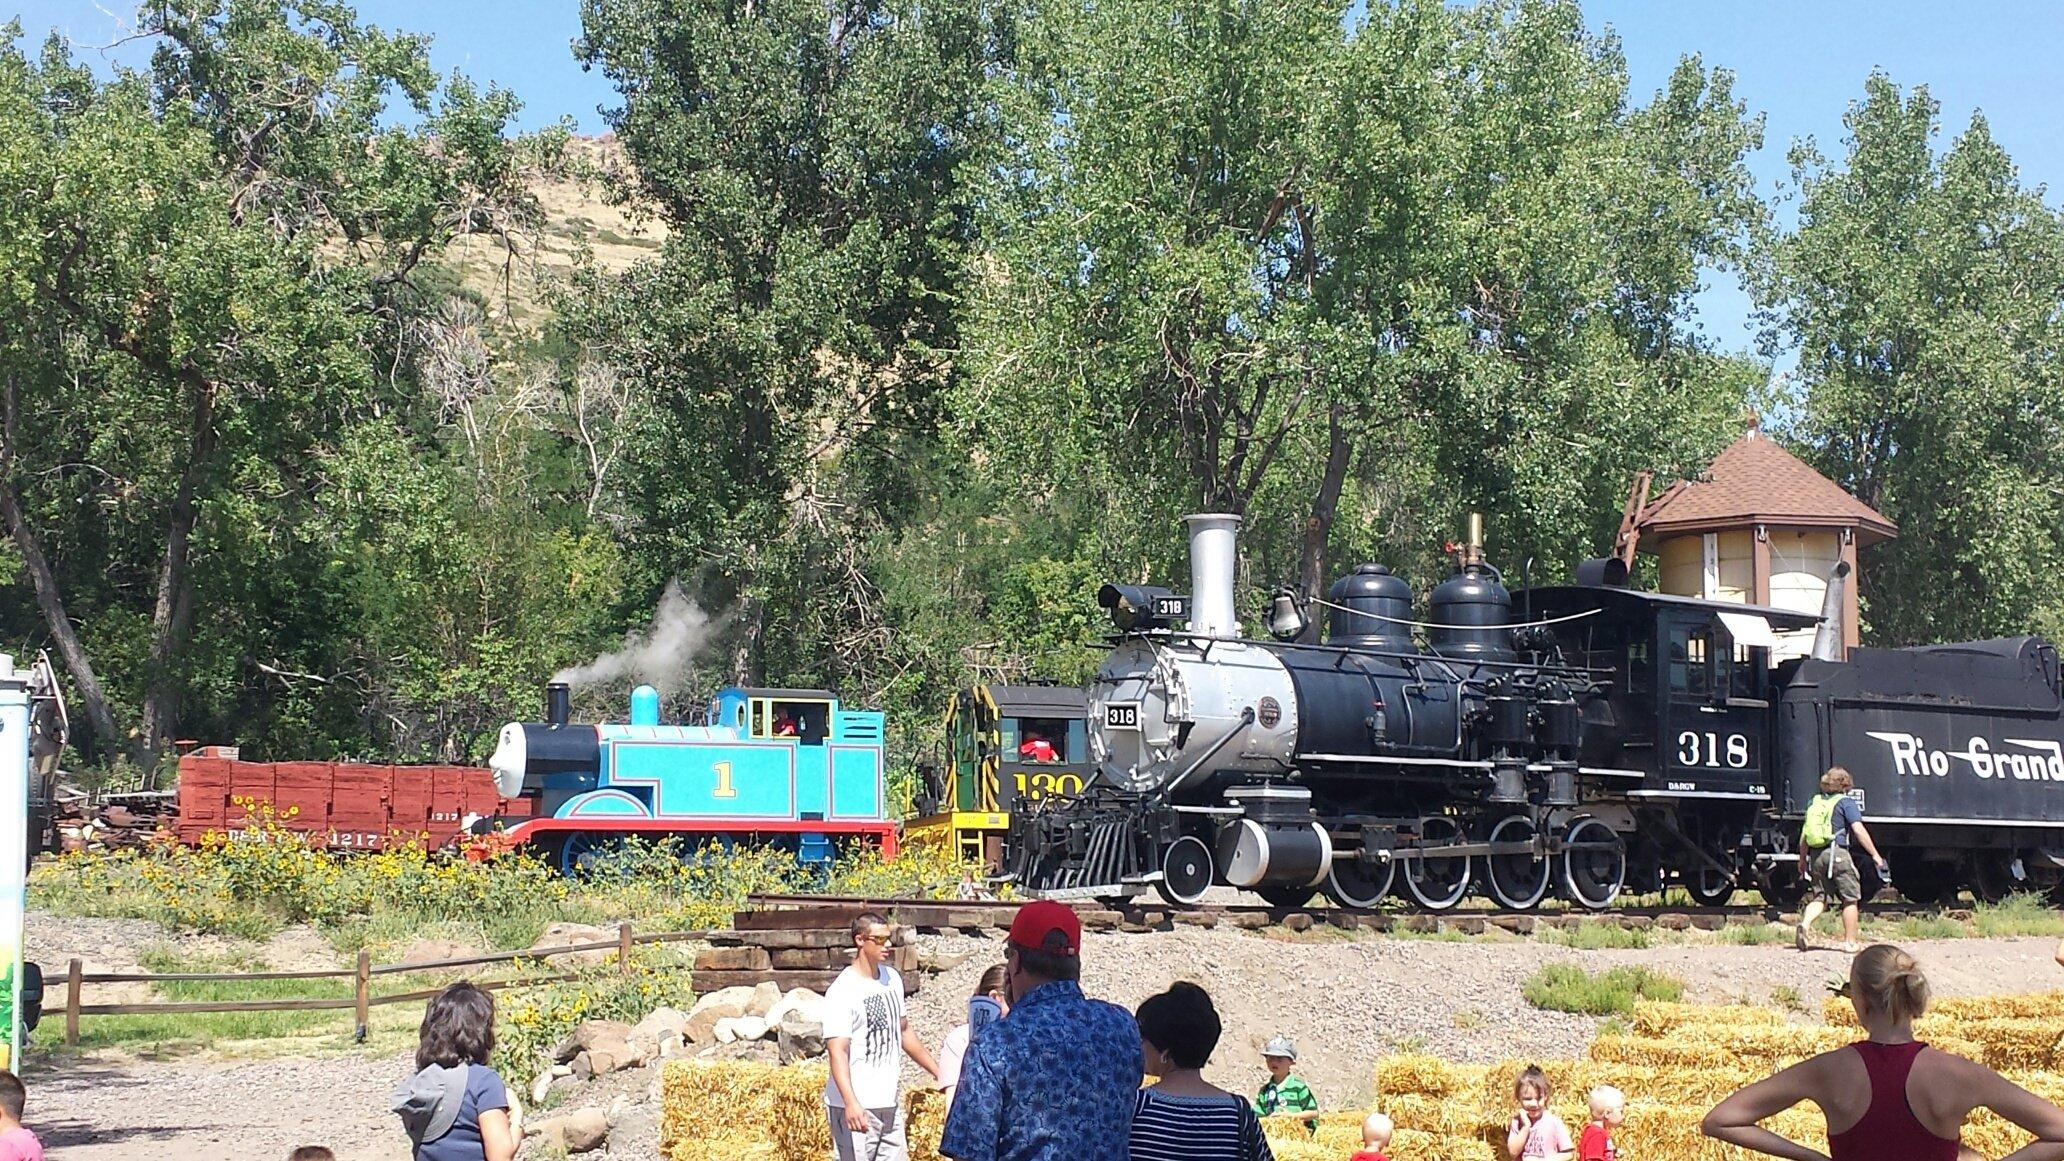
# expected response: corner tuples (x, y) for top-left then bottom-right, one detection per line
(567, 0), (999, 686)
(0, 2), (547, 767)
(1763, 75), (2064, 645)
(956, 0), (1766, 607)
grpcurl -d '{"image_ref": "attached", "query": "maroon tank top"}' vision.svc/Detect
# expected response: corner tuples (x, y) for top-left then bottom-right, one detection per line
(1828, 1041), (1959, 1161)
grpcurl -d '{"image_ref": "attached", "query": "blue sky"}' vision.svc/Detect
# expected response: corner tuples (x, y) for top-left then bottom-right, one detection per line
(11, 1), (2059, 353)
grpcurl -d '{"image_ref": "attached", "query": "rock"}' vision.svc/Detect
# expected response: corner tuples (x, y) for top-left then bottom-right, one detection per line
(628, 1006), (690, 1050)
(686, 985), (759, 1044)
(714, 1017), (741, 1044)
(528, 1108), (611, 1153)
(572, 1035), (639, 1078)
(395, 938), (482, 975)
(530, 1070), (554, 1106)
(551, 1063), (574, 1077)
(528, 922), (616, 968)
(918, 946), (976, 972)
(777, 1008), (826, 1063)
(1280, 913), (1314, 932)
(746, 979), (782, 1018)
(763, 987), (825, 1029)
(554, 1020), (634, 1064)
(733, 1015), (770, 1041)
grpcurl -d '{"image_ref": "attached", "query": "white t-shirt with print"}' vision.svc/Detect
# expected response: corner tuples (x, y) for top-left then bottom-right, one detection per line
(822, 963), (906, 1110)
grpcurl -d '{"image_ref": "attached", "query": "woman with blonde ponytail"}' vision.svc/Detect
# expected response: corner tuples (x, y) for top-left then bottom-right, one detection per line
(1704, 945), (2064, 1161)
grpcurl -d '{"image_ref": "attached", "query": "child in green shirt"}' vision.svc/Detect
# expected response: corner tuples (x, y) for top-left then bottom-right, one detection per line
(1254, 1035), (1319, 1133)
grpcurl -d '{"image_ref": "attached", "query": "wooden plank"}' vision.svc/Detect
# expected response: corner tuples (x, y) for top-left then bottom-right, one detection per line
(723, 929), (852, 950)
(82, 967), (351, 983)
(65, 960), (79, 1046)
(79, 998), (358, 1014)
(734, 908), (874, 932)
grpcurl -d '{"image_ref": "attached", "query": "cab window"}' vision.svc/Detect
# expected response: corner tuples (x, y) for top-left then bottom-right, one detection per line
(1668, 625), (1713, 699)
(1013, 717), (1069, 763)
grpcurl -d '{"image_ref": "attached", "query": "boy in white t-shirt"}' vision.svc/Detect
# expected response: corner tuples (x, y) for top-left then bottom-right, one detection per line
(826, 911), (939, 1161)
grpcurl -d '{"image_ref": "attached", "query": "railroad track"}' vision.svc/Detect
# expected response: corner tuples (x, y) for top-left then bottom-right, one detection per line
(739, 892), (1961, 936)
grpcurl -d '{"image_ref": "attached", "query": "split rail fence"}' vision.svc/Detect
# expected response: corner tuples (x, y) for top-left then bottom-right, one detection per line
(60, 923), (718, 1045)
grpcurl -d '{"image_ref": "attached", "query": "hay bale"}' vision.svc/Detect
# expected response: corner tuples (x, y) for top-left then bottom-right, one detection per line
(903, 1087), (946, 1161)
(1374, 1054), (1485, 1099)
(667, 1135), (783, 1161)
(1386, 1128), (1443, 1161)
(658, 1059), (827, 1161)
(1629, 1001), (1785, 1037)
(1955, 1017), (2064, 1071)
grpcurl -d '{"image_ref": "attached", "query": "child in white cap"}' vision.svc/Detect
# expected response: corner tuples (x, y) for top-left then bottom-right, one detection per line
(1254, 1035), (1320, 1132)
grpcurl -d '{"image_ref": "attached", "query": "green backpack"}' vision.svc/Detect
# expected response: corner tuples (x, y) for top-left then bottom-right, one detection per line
(1802, 793), (1842, 849)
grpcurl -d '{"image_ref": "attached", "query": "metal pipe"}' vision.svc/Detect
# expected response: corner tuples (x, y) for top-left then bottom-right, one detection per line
(1810, 560), (1851, 662)
(1184, 513), (1242, 639)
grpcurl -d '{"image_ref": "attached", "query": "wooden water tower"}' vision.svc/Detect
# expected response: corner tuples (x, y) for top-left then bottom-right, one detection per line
(1626, 423), (1896, 660)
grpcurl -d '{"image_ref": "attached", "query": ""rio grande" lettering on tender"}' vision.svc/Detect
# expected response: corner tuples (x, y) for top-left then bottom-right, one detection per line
(1867, 731), (2064, 781)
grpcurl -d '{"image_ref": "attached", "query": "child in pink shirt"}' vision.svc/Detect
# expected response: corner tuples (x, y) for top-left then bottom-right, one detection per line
(1506, 1065), (1575, 1161)
(0, 1070), (44, 1161)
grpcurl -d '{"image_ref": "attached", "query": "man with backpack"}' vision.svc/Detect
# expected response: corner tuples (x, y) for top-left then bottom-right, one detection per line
(1795, 766), (1889, 953)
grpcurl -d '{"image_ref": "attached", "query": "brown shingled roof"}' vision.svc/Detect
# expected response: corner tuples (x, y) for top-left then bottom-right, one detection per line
(1636, 430), (1898, 546)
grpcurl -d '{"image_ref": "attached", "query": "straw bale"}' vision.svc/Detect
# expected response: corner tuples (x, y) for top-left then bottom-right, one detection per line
(1587, 1035), (1737, 1069)
(1385, 1128), (1442, 1161)
(1629, 1001), (1785, 1037)
(903, 1087), (946, 1161)
(658, 1059), (827, 1161)
(1955, 1017), (2064, 1071)
(1963, 1107), (2039, 1158)
(1373, 1053), (1485, 1099)
(667, 1135), (783, 1161)
(1825, 990), (2064, 1027)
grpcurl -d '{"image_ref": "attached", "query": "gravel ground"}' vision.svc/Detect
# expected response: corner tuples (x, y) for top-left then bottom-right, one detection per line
(24, 918), (2064, 1160)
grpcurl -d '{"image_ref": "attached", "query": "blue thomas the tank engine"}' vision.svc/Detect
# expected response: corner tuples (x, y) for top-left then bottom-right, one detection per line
(489, 683), (895, 873)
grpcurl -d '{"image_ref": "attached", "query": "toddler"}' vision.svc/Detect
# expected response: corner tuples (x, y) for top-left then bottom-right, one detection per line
(0, 1071), (41, 1161)
(1349, 1110), (1394, 1161)
(1579, 1085), (1624, 1161)
(1255, 1034), (1320, 1131)
(1505, 1065), (1574, 1161)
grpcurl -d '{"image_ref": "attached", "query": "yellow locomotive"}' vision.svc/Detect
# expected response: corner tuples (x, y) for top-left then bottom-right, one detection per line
(906, 683), (1089, 870)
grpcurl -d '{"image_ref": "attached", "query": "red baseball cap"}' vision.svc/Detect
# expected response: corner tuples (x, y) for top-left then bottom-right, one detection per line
(1008, 900), (1081, 956)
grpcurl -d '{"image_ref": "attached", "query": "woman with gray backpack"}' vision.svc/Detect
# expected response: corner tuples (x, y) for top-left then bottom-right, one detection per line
(392, 982), (520, 1161)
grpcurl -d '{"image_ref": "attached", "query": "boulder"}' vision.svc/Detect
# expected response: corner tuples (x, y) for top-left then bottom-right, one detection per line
(686, 985), (760, 1044)
(713, 1017), (742, 1044)
(918, 946), (975, 973)
(627, 1006), (690, 1051)
(395, 938), (483, 976)
(528, 923), (616, 968)
(530, 1070), (554, 1106)
(527, 1108), (611, 1154)
(553, 1019), (634, 1065)
(746, 979), (782, 1018)
(571, 1035), (639, 1079)
(777, 1008), (826, 1063)
(732, 1015), (770, 1042)
(763, 987), (825, 1029)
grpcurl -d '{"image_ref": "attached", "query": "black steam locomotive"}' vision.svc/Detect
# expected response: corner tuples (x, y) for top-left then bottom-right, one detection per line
(1007, 514), (2064, 910)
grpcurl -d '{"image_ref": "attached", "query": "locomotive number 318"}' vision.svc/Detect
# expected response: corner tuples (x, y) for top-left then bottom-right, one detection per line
(1677, 731), (1751, 769)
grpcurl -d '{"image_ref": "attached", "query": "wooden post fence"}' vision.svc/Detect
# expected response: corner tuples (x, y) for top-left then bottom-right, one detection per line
(55, 925), (718, 1046)
(354, 949), (371, 1043)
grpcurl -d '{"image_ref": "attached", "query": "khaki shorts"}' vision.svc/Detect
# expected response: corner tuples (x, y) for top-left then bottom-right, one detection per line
(1807, 844), (1862, 906)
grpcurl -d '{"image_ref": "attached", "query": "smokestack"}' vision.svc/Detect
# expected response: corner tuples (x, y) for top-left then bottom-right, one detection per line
(1185, 513), (1242, 639)
(1810, 560), (1852, 662)
(546, 682), (571, 727)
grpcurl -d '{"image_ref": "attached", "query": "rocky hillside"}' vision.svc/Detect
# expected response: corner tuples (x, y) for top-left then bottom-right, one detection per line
(445, 135), (667, 331)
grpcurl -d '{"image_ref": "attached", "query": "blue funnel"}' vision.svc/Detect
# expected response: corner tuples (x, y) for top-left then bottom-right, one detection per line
(630, 685), (661, 726)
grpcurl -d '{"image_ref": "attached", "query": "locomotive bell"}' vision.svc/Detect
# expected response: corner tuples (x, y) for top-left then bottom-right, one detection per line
(1267, 589), (1307, 641)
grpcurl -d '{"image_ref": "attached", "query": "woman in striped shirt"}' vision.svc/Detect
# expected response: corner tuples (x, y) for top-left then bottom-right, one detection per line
(1129, 983), (1273, 1161)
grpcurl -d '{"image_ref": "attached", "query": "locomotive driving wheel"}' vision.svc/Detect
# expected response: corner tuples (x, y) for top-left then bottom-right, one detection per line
(1682, 864), (1736, 907)
(1155, 836), (1215, 908)
(1325, 851), (1395, 909)
(1483, 815), (1550, 910)
(1402, 815), (1472, 911)
(1559, 817), (1626, 911)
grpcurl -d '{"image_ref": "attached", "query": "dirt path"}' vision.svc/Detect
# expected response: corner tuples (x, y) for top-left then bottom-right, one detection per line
(28, 926), (2061, 1159)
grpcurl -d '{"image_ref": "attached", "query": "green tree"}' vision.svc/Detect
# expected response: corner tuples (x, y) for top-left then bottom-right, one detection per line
(566, 0), (1000, 689)
(1763, 74), (2064, 644)
(955, 0), (1767, 613)
(0, 2), (548, 766)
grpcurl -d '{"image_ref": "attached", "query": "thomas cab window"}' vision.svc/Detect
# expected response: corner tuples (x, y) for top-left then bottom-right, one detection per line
(750, 699), (830, 743)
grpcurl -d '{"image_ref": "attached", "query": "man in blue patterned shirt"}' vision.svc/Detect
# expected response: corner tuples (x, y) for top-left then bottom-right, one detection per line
(940, 900), (1143, 1161)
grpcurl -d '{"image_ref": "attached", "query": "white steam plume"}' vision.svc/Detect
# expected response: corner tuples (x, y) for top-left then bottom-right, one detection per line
(552, 581), (718, 692)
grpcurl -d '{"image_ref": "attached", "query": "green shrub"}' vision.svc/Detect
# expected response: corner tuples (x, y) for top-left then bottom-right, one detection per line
(1521, 963), (1684, 1017)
